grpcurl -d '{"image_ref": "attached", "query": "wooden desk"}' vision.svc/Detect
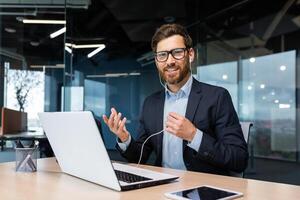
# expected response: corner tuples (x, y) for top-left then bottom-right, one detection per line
(0, 158), (299, 200)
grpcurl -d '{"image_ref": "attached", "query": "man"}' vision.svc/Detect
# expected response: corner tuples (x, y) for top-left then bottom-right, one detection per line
(103, 24), (248, 175)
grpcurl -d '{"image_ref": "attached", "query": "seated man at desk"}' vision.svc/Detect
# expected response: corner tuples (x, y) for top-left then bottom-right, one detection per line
(103, 23), (248, 176)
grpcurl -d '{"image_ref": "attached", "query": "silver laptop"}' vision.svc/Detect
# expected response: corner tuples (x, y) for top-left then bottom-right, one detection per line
(38, 111), (178, 191)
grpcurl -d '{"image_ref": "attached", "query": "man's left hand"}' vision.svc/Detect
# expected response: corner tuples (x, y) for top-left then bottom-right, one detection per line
(165, 112), (197, 142)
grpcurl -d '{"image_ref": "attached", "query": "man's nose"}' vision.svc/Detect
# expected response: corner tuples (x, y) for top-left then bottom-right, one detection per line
(166, 53), (176, 65)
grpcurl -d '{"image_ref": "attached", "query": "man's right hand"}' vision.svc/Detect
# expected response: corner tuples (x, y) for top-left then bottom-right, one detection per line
(102, 107), (130, 142)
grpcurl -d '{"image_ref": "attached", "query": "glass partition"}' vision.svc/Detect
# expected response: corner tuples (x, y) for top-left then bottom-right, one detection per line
(197, 50), (297, 161)
(197, 61), (238, 110)
(241, 51), (296, 160)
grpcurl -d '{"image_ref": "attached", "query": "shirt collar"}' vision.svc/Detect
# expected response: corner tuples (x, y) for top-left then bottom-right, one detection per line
(165, 75), (193, 97)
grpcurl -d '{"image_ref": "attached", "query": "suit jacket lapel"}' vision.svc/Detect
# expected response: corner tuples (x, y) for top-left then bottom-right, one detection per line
(154, 90), (165, 164)
(184, 79), (203, 146)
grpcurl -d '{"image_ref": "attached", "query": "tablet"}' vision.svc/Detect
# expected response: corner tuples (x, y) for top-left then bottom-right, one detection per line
(164, 185), (243, 200)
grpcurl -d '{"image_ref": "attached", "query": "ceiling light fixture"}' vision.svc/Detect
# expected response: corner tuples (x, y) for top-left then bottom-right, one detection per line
(87, 44), (106, 58)
(50, 27), (66, 38)
(30, 41), (40, 47)
(22, 19), (66, 24)
(249, 57), (256, 63)
(279, 104), (290, 109)
(129, 72), (141, 76)
(280, 65), (286, 71)
(260, 84), (265, 89)
(87, 73), (128, 78)
(86, 72), (141, 78)
(30, 64), (64, 69)
(65, 46), (72, 54)
(65, 43), (105, 49)
(4, 27), (16, 33)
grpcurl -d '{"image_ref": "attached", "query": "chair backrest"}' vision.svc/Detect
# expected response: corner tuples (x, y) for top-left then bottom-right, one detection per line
(240, 122), (253, 143)
(229, 121), (253, 178)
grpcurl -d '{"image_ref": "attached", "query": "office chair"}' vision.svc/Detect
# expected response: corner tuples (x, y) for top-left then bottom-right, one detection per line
(229, 122), (253, 178)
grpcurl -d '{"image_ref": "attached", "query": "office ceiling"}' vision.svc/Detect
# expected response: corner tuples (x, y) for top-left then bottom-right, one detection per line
(1, 0), (300, 69)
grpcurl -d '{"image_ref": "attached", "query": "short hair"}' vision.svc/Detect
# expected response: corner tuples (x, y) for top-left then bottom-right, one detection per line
(151, 23), (193, 52)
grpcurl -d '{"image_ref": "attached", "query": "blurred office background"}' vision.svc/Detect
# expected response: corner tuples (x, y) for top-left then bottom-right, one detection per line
(0, 0), (300, 185)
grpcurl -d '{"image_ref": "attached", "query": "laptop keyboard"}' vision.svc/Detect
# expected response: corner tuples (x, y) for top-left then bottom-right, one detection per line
(115, 170), (152, 183)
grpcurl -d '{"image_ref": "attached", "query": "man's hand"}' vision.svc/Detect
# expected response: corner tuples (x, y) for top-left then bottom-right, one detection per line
(102, 108), (130, 142)
(165, 112), (196, 142)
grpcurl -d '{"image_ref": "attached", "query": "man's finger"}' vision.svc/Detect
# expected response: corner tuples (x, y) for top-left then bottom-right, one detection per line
(117, 117), (127, 133)
(165, 126), (177, 135)
(112, 114), (121, 130)
(166, 121), (179, 131)
(167, 115), (179, 124)
(168, 112), (183, 120)
(111, 107), (118, 115)
(114, 112), (122, 127)
(102, 115), (108, 124)
(107, 111), (115, 128)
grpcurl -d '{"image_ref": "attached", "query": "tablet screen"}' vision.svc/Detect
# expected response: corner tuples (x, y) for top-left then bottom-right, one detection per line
(171, 186), (240, 200)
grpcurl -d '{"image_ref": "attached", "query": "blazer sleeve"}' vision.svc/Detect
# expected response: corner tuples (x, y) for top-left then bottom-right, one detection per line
(196, 89), (248, 173)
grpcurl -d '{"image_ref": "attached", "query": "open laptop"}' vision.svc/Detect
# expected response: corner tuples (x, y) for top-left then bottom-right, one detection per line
(38, 111), (178, 191)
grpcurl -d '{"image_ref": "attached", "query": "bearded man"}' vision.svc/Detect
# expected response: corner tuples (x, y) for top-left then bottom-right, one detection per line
(103, 24), (248, 176)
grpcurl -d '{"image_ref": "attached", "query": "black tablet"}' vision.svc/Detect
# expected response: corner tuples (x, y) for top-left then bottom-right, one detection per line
(165, 185), (243, 200)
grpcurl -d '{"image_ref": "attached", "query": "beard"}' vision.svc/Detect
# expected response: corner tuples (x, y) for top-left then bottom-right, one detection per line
(158, 58), (190, 85)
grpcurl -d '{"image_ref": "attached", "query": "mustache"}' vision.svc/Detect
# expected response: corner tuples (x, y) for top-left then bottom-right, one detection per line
(163, 65), (180, 71)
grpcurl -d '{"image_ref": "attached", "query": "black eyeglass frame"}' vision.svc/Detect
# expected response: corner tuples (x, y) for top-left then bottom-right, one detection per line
(154, 47), (189, 62)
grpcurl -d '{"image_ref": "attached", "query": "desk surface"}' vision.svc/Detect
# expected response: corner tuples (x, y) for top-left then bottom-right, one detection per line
(0, 158), (299, 200)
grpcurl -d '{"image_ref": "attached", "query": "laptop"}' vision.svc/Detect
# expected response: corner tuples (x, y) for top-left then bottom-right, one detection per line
(38, 111), (178, 191)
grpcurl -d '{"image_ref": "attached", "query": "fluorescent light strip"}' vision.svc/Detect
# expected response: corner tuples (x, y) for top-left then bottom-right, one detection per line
(22, 19), (66, 24)
(86, 73), (127, 78)
(86, 72), (141, 78)
(30, 64), (64, 69)
(74, 44), (105, 49)
(65, 43), (104, 49)
(106, 73), (128, 77)
(65, 46), (72, 54)
(279, 104), (290, 109)
(87, 45), (106, 58)
(50, 27), (66, 38)
(129, 72), (141, 76)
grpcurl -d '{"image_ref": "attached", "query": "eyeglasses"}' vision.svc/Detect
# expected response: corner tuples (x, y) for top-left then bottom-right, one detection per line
(155, 48), (188, 62)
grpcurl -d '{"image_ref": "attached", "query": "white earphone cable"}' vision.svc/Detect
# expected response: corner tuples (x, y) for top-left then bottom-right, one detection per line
(137, 129), (164, 166)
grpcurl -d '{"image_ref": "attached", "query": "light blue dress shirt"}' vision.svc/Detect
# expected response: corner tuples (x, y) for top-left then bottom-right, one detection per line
(118, 76), (203, 170)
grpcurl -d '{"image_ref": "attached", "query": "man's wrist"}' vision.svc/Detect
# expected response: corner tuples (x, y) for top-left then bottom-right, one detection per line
(187, 129), (203, 152)
(119, 132), (129, 143)
(117, 134), (131, 152)
(188, 126), (197, 142)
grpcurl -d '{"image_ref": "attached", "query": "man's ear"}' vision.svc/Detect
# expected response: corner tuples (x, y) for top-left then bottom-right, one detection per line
(188, 48), (195, 63)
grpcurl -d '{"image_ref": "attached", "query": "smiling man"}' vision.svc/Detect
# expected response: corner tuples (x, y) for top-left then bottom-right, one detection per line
(103, 24), (248, 176)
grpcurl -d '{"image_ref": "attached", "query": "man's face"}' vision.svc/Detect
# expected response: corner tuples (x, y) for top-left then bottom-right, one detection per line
(155, 35), (194, 85)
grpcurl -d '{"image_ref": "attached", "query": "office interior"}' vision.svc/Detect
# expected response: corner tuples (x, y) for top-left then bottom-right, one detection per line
(0, 0), (300, 186)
